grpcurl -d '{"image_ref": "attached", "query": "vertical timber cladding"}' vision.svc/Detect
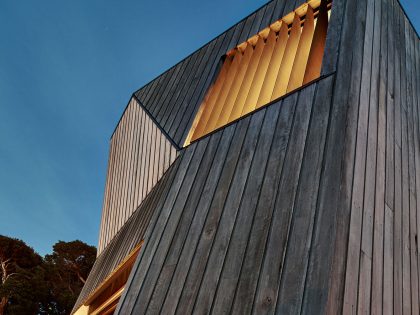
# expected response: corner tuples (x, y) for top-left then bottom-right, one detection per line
(185, 0), (331, 144)
(72, 163), (179, 314)
(333, 0), (420, 313)
(132, 0), (339, 147)
(98, 97), (178, 254)
(115, 75), (336, 315)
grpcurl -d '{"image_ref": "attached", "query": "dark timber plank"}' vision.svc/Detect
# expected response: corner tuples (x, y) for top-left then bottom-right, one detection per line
(141, 76), (161, 106)
(247, 5), (267, 39)
(399, 8), (411, 315)
(144, 73), (167, 115)
(113, 157), (182, 315)
(321, 0), (346, 75)
(342, 0), (374, 310)
(79, 1), (420, 314)
(151, 60), (187, 117)
(252, 84), (316, 315)
(269, 0), (287, 24)
(210, 105), (279, 315)
(358, 0), (381, 311)
(385, 0), (395, 211)
(393, 2), (403, 311)
(230, 99), (295, 315)
(155, 56), (195, 123)
(282, 0), (298, 16)
(158, 50), (202, 127)
(189, 110), (266, 315)
(405, 18), (419, 315)
(276, 76), (333, 315)
(259, 0), (276, 30)
(303, 0), (367, 312)
(159, 124), (237, 314)
(116, 156), (182, 315)
(174, 117), (251, 315)
(167, 41), (217, 137)
(371, 0), (387, 311)
(236, 13), (257, 47)
(413, 27), (420, 315)
(130, 137), (211, 314)
(147, 68), (174, 115)
(117, 146), (197, 314)
(162, 47), (208, 131)
(145, 132), (222, 313)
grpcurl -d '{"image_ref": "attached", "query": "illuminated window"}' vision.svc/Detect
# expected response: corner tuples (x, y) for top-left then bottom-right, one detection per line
(185, 0), (331, 145)
(75, 242), (143, 315)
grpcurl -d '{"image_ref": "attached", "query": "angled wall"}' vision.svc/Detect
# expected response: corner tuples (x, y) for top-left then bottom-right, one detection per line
(337, 0), (420, 313)
(133, 0), (341, 147)
(115, 75), (336, 314)
(98, 97), (178, 253)
(73, 160), (180, 313)
(74, 0), (420, 313)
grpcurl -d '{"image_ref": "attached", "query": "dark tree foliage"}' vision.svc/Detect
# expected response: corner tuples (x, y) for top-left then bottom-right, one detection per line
(0, 235), (47, 315)
(43, 241), (96, 314)
(0, 236), (96, 315)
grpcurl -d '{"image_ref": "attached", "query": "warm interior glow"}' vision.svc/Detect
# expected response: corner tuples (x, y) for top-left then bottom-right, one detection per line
(184, 0), (331, 146)
(81, 241), (143, 315)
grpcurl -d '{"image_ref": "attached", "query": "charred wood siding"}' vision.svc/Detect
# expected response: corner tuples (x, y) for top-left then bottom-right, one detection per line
(187, 1), (330, 144)
(74, 0), (420, 313)
(98, 97), (178, 253)
(132, 0), (328, 147)
(73, 158), (181, 313)
(339, 0), (420, 313)
(115, 75), (336, 314)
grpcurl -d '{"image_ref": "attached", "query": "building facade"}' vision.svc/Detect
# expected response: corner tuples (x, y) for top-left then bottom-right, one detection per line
(73, 0), (420, 313)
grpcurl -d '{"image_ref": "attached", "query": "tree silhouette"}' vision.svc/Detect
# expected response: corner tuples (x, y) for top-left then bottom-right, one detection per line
(0, 235), (46, 315)
(0, 236), (96, 315)
(43, 240), (96, 314)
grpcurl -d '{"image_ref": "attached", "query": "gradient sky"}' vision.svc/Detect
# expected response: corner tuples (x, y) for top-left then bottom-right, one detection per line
(1, 0), (419, 256)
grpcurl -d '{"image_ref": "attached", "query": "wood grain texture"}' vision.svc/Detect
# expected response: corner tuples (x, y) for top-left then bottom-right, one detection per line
(72, 159), (181, 313)
(339, 0), (420, 314)
(114, 76), (339, 315)
(76, 0), (419, 314)
(97, 97), (178, 253)
(130, 0), (339, 147)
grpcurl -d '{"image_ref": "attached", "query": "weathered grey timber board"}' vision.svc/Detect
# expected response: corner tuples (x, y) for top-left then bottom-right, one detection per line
(338, 0), (420, 314)
(97, 97), (178, 253)
(72, 158), (181, 313)
(114, 75), (338, 314)
(75, 0), (419, 314)
(127, 0), (343, 147)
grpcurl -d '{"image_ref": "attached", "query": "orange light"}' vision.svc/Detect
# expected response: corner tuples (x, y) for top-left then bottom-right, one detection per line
(185, 0), (331, 146)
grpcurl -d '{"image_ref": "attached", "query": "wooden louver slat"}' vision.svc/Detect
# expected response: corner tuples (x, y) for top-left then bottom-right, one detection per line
(185, 0), (331, 146)
(216, 43), (254, 129)
(303, 0), (329, 84)
(243, 29), (277, 113)
(256, 22), (289, 108)
(287, 5), (315, 92)
(190, 57), (233, 142)
(236, 35), (266, 118)
(271, 13), (302, 100)
(204, 51), (243, 134)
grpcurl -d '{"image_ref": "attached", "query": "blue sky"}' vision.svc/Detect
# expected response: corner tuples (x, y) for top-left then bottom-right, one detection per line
(0, 0), (419, 256)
